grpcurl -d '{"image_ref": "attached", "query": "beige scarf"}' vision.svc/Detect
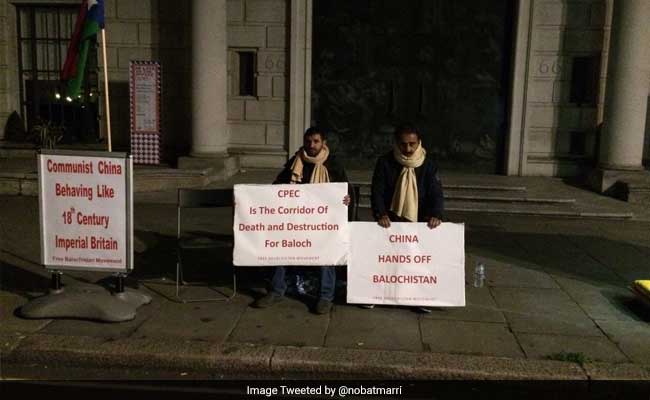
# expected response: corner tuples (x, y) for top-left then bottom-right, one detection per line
(390, 142), (426, 222)
(289, 145), (330, 183)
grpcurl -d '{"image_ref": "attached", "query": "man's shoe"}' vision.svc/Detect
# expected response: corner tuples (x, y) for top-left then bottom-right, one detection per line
(253, 293), (284, 308)
(315, 299), (333, 314)
(359, 304), (375, 309)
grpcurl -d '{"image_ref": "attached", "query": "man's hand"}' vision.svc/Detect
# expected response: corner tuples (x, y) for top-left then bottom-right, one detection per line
(427, 217), (441, 229)
(377, 215), (391, 228)
(342, 195), (350, 206)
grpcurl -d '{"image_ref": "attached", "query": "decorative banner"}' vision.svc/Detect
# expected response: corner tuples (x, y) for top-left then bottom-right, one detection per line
(38, 151), (133, 272)
(347, 222), (465, 307)
(130, 61), (160, 134)
(129, 61), (161, 165)
(233, 183), (349, 266)
(131, 133), (160, 165)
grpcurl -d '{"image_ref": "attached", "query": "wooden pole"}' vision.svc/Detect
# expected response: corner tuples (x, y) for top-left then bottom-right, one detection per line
(101, 29), (112, 152)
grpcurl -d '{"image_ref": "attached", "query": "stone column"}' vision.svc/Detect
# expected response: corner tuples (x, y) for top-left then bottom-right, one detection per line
(190, 0), (228, 156)
(288, 0), (312, 154)
(592, 0), (650, 195)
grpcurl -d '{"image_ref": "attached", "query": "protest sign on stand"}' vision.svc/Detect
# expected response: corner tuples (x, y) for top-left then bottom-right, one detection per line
(233, 183), (349, 266)
(347, 222), (465, 307)
(20, 150), (147, 323)
(38, 150), (133, 272)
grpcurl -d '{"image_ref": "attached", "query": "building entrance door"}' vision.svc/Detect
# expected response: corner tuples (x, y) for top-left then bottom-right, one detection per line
(312, 0), (515, 173)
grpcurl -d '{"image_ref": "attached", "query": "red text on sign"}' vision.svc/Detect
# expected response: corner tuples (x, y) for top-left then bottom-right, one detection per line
(97, 184), (115, 198)
(372, 275), (437, 284)
(98, 161), (122, 175)
(389, 234), (419, 243)
(378, 254), (432, 263)
(47, 159), (93, 174)
(277, 189), (300, 198)
(264, 238), (312, 248)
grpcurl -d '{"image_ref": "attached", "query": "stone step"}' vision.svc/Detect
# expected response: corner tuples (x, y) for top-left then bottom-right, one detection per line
(358, 194), (576, 204)
(443, 194), (575, 204)
(356, 191), (574, 204)
(0, 141), (106, 158)
(445, 206), (633, 219)
(356, 200), (633, 219)
(353, 182), (574, 204)
(352, 181), (527, 192)
(444, 184), (527, 191)
(0, 165), (214, 195)
(133, 167), (212, 192)
(445, 203), (634, 219)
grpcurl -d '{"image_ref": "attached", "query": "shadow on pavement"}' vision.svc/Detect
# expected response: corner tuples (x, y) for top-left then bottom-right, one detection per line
(0, 257), (51, 299)
(128, 229), (272, 301)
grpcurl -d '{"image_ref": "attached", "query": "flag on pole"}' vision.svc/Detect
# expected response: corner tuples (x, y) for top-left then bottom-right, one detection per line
(61, 0), (105, 100)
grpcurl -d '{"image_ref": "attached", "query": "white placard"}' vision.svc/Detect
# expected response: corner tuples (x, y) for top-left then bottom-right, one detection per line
(233, 183), (349, 266)
(38, 152), (133, 272)
(347, 222), (465, 307)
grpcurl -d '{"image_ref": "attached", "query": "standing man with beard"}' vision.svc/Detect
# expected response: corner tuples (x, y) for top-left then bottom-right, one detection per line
(253, 127), (352, 314)
(367, 124), (444, 312)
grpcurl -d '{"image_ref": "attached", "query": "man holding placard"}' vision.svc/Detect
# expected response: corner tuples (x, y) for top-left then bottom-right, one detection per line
(253, 127), (352, 315)
(366, 124), (445, 312)
(372, 124), (444, 229)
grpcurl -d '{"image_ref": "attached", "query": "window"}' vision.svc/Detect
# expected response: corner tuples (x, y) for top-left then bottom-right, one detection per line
(16, 5), (99, 142)
(570, 56), (600, 106)
(237, 51), (256, 96)
(229, 49), (257, 97)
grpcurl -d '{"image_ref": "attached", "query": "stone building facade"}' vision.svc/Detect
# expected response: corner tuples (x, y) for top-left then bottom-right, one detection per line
(0, 0), (648, 191)
(517, 0), (610, 176)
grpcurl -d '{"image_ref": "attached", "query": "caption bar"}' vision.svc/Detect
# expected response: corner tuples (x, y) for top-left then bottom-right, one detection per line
(247, 384), (403, 397)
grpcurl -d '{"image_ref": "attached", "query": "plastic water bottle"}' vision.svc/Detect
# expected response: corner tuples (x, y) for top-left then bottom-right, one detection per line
(474, 262), (486, 288)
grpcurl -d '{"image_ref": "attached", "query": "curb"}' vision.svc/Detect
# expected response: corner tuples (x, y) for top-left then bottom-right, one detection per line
(4, 333), (650, 380)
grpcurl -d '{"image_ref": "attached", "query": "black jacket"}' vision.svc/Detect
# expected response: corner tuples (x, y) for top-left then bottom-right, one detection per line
(371, 151), (444, 222)
(274, 153), (355, 220)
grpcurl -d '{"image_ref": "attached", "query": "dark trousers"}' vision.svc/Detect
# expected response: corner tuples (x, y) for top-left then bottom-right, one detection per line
(270, 266), (336, 301)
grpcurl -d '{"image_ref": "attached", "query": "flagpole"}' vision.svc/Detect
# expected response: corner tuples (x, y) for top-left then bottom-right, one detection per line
(101, 28), (112, 152)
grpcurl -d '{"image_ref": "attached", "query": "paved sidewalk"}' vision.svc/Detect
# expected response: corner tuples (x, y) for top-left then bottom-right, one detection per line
(1, 187), (650, 380)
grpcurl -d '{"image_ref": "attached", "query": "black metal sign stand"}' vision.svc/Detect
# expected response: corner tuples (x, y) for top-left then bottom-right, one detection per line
(50, 270), (63, 292)
(115, 273), (125, 293)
